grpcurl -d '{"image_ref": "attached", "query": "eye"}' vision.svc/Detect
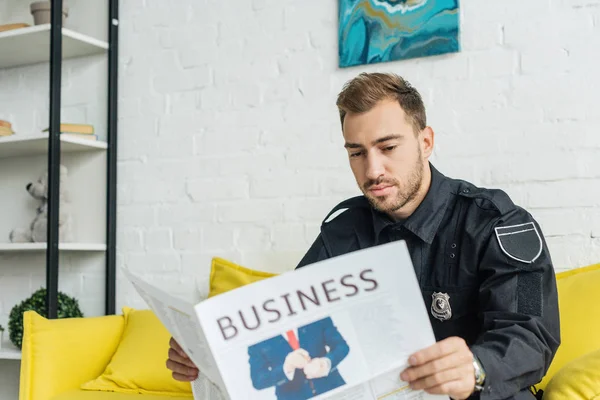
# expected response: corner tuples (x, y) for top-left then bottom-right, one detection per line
(349, 151), (364, 158)
(382, 145), (397, 152)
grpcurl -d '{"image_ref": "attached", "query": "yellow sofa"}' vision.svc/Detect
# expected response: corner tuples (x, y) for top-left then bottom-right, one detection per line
(18, 260), (600, 400)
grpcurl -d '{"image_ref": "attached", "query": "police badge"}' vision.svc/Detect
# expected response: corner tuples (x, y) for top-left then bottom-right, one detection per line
(431, 292), (452, 321)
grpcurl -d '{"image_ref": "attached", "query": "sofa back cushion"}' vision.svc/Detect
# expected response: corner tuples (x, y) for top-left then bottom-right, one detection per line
(81, 307), (192, 397)
(20, 311), (125, 400)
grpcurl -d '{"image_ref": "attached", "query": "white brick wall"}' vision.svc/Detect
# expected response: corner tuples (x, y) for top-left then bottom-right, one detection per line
(2, 1), (600, 356)
(112, 0), (600, 312)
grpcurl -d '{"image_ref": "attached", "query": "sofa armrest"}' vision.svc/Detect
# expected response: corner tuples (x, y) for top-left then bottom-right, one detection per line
(19, 310), (125, 400)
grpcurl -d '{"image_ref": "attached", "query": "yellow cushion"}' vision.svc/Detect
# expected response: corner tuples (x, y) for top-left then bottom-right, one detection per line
(543, 348), (600, 400)
(537, 263), (600, 390)
(208, 257), (277, 298)
(53, 389), (179, 400)
(20, 311), (125, 400)
(81, 307), (192, 397)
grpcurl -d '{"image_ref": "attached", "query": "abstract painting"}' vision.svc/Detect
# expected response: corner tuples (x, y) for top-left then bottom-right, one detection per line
(338, 0), (460, 68)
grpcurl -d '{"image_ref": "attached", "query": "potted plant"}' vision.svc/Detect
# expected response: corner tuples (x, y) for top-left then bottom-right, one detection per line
(8, 287), (83, 349)
(0, 324), (4, 349)
(30, 1), (69, 26)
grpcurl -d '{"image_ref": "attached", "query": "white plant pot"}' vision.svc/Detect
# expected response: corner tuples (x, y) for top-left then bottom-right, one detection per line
(30, 1), (69, 26)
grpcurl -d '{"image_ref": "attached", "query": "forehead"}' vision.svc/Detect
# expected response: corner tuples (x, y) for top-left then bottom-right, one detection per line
(342, 99), (413, 142)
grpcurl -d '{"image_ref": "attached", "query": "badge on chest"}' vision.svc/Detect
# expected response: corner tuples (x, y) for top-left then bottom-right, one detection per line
(431, 292), (452, 321)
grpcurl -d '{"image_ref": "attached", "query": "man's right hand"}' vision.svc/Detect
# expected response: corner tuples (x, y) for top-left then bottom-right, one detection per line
(167, 337), (199, 381)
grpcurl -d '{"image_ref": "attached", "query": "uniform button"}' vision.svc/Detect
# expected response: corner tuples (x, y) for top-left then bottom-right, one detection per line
(463, 188), (470, 193)
(451, 243), (457, 249)
(450, 253), (456, 258)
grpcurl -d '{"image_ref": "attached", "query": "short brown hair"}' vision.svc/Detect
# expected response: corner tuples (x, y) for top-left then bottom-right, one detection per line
(336, 72), (426, 134)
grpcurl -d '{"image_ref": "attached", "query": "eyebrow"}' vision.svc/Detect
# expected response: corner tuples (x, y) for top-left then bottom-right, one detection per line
(344, 134), (404, 149)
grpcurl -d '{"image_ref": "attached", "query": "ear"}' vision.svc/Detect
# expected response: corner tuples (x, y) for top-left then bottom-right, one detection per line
(420, 126), (434, 159)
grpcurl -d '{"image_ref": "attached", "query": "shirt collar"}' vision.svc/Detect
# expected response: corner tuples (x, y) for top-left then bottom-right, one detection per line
(372, 163), (451, 244)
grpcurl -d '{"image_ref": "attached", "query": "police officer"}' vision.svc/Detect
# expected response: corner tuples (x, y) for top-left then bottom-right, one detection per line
(166, 72), (560, 400)
(294, 73), (560, 400)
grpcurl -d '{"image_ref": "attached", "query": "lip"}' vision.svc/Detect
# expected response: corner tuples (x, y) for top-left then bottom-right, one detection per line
(369, 185), (393, 196)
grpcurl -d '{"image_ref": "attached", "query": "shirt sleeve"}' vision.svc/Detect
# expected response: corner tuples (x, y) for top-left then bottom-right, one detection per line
(470, 208), (561, 400)
(295, 233), (330, 270)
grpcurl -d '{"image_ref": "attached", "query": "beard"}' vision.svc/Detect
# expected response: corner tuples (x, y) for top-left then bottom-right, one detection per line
(361, 148), (424, 215)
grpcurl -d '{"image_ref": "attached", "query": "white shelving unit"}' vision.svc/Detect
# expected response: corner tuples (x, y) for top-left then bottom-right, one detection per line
(0, 4), (114, 399)
(0, 24), (107, 69)
(0, 243), (107, 252)
(0, 134), (107, 159)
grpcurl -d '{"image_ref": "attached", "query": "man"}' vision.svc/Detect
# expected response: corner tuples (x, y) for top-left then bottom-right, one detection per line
(248, 316), (350, 400)
(167, 72), (560, 400)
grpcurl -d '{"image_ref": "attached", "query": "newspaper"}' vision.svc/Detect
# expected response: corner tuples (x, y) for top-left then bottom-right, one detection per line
(124, 240), (449, 400)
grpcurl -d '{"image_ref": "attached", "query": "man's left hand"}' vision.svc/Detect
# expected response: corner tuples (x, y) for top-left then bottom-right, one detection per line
(400, 337), (475, 400)
(304, 357), (332, 379)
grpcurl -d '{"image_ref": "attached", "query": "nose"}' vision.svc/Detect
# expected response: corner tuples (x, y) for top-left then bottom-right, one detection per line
(365, 153), (385, 181)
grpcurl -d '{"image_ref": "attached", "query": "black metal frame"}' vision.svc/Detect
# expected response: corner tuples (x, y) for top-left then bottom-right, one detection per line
(106, 0), (119, 315)
(46, 0), (63, 320)
(46, 0), (118, 318)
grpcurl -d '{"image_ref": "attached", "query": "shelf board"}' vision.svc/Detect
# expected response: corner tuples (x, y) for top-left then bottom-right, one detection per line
(0, 243), (107, 252)
(0, 24), (108, 69)
(0, 342), (21, 360)
(0, 134), (107, 159)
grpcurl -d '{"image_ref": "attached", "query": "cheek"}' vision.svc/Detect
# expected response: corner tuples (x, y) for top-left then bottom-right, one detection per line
(349, 160), (366, 183)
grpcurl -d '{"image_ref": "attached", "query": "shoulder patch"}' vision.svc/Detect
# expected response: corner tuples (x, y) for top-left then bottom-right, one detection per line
(494, 222), (542, 264)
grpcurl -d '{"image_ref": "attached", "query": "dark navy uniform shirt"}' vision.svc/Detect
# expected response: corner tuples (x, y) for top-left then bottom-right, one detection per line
(295, 163), (560, 400)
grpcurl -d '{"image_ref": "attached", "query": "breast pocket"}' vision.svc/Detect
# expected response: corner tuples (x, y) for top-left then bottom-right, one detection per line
(420, 287), (479, 344)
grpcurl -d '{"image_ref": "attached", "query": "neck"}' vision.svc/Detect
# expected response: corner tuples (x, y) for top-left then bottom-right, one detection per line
(387, 163), (432, 221)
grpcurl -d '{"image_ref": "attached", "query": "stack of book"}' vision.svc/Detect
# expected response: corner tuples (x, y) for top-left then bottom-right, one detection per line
(43, 123), (97, 141)
(0, 120), (15, 137)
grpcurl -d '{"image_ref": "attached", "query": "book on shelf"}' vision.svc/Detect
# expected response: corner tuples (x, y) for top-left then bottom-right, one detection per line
(0, 127), (14, 136)
(0, 23), (30, 33)
(42, 123), (94, 135)
(0, 120), (14, 136)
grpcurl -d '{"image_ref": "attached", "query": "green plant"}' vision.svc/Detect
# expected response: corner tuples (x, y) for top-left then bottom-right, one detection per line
(0, 324), (4, 332)
(8, 288), (84, 349)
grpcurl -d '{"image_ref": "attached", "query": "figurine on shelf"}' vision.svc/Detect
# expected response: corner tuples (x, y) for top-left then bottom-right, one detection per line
(9, 164), (73, 243)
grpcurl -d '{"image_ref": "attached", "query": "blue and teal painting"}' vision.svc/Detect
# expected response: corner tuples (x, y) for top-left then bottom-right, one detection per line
(339, 0), (460, 68)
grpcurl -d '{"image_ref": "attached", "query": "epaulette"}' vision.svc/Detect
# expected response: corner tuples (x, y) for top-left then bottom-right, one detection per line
(456, 182), (515, 215)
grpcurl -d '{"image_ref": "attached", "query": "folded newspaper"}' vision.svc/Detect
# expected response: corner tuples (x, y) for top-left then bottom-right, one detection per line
(124, 240), (449, 400)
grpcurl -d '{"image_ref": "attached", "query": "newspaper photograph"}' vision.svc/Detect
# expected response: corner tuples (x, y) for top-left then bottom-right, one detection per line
(124, 240), (449, 400)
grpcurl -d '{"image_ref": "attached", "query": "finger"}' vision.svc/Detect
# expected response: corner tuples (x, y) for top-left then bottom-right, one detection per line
(409, 367), (465, 391)
(297, 348), (310, 359)
(172, 371), (198, 382)
(166, 358), (199, 380)
(169, 348), (198, 369)
(409, 337), (466, 366)
(170, 337), (189, 359)
(401, 350), (472, 382)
